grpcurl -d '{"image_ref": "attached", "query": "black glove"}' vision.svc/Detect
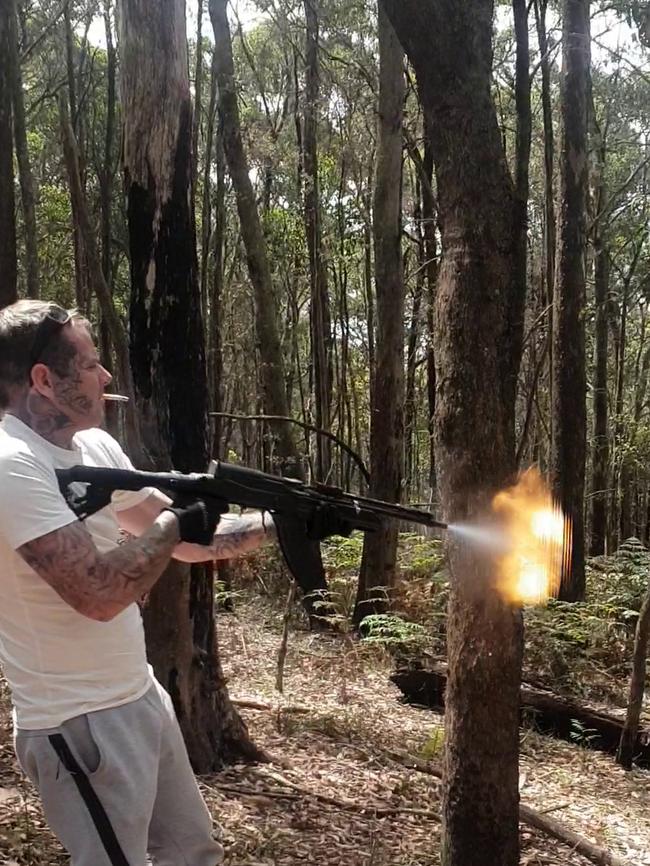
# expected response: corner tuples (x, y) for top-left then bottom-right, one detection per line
(306, 504), (354, 541)
(163, 495), (228, 546)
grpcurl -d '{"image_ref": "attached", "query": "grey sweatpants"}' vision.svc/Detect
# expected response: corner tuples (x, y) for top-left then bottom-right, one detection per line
(14, 680), (224, 866)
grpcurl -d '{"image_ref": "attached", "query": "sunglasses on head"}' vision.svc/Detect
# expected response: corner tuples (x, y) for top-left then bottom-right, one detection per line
(29, 305), (72, 372)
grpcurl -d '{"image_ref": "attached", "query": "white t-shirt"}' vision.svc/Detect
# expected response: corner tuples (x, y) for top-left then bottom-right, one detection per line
(0, 414), (154, 730)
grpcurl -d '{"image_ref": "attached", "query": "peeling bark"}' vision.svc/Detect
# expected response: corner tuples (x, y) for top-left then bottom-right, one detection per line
(119, 0), (263, 770)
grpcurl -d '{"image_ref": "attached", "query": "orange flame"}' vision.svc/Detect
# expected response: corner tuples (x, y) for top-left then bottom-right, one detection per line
(491, 468), (572, 605)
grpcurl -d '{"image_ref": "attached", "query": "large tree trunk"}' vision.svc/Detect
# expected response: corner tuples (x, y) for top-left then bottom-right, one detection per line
(381, 3), (523, 866)
(7, 0), (39, 299)
(208, 0), (301, 470)
(353, 4), (404, 625)
(0, 0), (17, 307)
(551, 0), (590, 601)
(119, 0), (263, 771)
(302, 0), (333, 481)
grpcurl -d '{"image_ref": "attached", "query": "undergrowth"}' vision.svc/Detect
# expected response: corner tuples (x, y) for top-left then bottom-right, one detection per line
(225, 533), (650, 705)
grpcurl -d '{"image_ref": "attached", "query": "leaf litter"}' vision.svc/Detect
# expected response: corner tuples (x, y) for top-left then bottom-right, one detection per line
(0, 589), (648, 865)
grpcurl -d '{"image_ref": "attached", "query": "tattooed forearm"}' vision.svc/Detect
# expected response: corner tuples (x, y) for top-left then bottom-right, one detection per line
(18, 513), (181, 621)
(173, 511), (276, 563)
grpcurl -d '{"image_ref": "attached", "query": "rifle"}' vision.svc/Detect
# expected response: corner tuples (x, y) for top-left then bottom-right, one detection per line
(55, 461), (448, 614)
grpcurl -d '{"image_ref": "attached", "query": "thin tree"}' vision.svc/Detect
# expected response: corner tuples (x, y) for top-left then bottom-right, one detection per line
(209, 0), (302, 469)
(353, 3), (405, 624)
(617, 578), (650, 768)
(6, 0), (39, 299)
(0, 0), (17, 307)
(551, 0), (590, 601)
(119, 0), (263, 770)
(590, 106), (610, 555)
(381, 2), (524, 865)
(59, 97), (143, 462)
(302, 0), (333, 481)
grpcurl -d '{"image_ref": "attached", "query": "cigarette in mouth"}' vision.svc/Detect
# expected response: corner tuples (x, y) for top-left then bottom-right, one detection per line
(102, 394), (130, 403)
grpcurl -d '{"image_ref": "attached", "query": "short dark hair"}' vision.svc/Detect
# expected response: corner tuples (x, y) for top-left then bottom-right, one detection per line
(0, 300), (87, 409)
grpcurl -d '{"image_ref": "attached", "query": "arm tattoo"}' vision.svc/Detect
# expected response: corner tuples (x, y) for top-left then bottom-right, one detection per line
(173, 511), (276, 563)
(18, 513), (181, 621)
(212, 512), (276, 560)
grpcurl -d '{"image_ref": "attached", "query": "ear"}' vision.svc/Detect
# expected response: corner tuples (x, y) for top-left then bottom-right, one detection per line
(30, 362), (56, 398)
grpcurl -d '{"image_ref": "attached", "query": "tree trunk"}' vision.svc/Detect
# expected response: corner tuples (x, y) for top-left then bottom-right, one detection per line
(534, 0), (555, 469)
(404, 181), (425, 494)
(63, 0), (88, 313)
(98, 0), (117, 373)
(353, 3), (404, 625)
(591, 234), (609, 553)
(100, 0), (116, 291)
(200, 50), (218, 335)
(422, 130), (437, 493)
(7, 0), (39, 299)
(617, 581), (650, 768)
(119, 0), (263, 771)
(208, 0), (301, 470)
(513, 0), (532, 339)
(534, 0), (556, 308)
(59, 97), (143, 463)
(380, 4), (523, 866)
(551, 0), (590, 601)
(0, 0), (17, 308)
(303, 0), (333, 481)
(192, 0), (204, 200)
(590, 113), (609, 555)
(210, 113), (226, 459)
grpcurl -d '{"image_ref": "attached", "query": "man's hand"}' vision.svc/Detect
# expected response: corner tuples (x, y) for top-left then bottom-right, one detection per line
(163, 495), (228, 546)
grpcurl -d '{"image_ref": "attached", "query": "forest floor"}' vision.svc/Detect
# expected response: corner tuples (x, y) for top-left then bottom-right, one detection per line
(1, 572), (649, 866)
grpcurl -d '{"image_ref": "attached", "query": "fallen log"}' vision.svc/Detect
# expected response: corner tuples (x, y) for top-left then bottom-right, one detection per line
(379, 748), (632, 866)
(390, 667), (650, 767)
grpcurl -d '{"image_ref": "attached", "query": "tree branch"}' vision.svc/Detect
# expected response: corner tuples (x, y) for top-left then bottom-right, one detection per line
(209, 412), (370, 484)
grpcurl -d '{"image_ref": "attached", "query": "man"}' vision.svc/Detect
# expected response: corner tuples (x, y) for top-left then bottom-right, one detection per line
(0, 299), (274, 866)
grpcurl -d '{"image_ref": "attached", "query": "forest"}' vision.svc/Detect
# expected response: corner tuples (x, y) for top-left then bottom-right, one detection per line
(0, 0), (650, 864)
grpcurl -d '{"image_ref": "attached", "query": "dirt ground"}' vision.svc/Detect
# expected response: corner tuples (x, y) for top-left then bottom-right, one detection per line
(1, 592), (649, 866)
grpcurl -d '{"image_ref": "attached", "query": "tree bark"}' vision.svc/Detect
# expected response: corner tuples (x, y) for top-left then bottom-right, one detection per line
(208, 0), (301, 470)
(353, 3), (404, 625)
(617, 581), (650, 768)
(513, 0), (532, 340)
(7, 0), (39, 299)
(302, 0), (333, 481)
(119, 0), (263, 771)
(0, 0), (17, 308)
(100, 0), (116, 291)
(590, 113), (609, 556)
(380, 3), (523, 865)
(192, 0), (204, 200)
(422, 129), (437, 493)
(534, 0), (556, 309)
(63, 1), (89, 312)
(552, 0), (590, 601)
(59, 97), (143, 462)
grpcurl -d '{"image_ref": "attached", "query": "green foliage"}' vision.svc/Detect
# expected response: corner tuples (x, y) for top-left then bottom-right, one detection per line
(360, 613), (428, 652)
(524, 545), (650, 701)
(419, 726), (445, 762)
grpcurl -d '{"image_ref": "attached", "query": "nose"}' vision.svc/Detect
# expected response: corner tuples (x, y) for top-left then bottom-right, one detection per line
(100, 365), (113, 388)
